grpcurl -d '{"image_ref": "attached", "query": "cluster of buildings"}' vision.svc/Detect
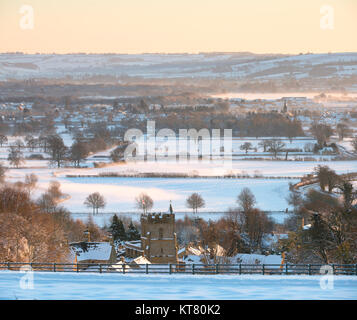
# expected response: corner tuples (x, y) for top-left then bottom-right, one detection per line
(69, 206), (284, 269)
(70, 210), (183, 267)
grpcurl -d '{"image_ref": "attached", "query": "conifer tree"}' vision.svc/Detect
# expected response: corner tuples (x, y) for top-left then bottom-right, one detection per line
(109, 214), (127, 242)
(126, 222), (140, 241)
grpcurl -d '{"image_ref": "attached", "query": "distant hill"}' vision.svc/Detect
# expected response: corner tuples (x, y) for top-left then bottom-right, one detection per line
(0, 52), (356, 82)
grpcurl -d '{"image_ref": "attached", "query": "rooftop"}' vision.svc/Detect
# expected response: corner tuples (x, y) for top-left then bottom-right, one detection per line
(69, 242), (114, 262)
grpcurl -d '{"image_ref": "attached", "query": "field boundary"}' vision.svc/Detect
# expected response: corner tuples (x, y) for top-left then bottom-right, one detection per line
(65, 173), (301, 179)
(1, 262), (356, 276)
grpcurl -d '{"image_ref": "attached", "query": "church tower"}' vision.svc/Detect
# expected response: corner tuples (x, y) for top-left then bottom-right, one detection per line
(140, 203), (178, 264)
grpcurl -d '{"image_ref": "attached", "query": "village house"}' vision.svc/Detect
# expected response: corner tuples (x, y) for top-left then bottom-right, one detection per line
(69, 242), (117, 264)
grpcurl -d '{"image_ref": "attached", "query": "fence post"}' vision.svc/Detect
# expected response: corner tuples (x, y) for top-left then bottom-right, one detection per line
(355, 264), (357, 276)
(239, 264), (242, 275)
(192, 264), (195, 275)
(308, 264), (311, 275)
(332, 264), (335, 275)
(123, 263), (126, 274)
(285, 264), (288, 275)
(146, 263), (149, 274)
(216, 264), (219, 274)
(169, 264), (172, 274)
(53, 263), (56, 272)
(76, 263), (79, 273)
(99, 264), (102, 274)
(262, 264), (265, 275)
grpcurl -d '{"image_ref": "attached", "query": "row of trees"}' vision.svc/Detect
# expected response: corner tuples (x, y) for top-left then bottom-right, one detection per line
(4, 135), (90, 168)
(148, 111), (304, 138)
(240, 139), (287, 157)
(83, 191), (206, 215)
(310, 121), (355, 146)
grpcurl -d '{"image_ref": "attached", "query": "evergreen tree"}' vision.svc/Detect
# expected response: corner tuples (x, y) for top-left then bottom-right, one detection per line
(306, 213), (333, 263)
(109, 214), (127, 241)
(126, 222), (141, 241)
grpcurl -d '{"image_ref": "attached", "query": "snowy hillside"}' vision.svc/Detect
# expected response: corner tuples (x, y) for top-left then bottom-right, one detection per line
(1, 52), (357, 80)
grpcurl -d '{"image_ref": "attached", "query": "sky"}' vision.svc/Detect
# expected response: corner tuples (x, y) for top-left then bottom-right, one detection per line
(0, 0), (356, 54)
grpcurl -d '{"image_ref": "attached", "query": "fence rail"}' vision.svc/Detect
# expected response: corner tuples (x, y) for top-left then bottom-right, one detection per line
(1, 262), (357, 275)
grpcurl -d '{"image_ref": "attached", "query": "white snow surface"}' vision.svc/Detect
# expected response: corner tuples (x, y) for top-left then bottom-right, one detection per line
(5, 158), (357, 221)
(0, 272), (356, 300)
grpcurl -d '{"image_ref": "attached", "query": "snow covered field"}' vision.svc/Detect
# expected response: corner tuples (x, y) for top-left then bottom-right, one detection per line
(0, 272), (356, 300)
(60, 177), (296, 213)
(5, 157), (357, 218)
(6, 158), (357, 178)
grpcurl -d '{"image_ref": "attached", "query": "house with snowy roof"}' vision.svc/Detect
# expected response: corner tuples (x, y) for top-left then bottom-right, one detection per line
(177, 245), (203, 259)
(69, 242), (117, 264)
(233, 253), (283, 265)
(178, 245), (205, 264)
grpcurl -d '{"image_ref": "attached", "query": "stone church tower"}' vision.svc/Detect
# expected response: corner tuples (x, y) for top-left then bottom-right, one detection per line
(141, 204), (178, 264)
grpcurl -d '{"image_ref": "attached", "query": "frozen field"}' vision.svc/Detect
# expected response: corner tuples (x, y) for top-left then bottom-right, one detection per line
(6, 158), (357, 216)
(59, 177), (296, 213)
(6, 159), (357, 178)
(102, 159), (357, 177)
(0, 272), (356, 300)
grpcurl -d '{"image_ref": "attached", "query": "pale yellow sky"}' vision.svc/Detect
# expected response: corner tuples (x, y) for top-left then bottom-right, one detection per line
(0, 0), (356, 54)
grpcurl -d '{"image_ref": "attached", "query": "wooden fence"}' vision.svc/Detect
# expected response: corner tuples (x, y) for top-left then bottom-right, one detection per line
(1, 262), (357, 275)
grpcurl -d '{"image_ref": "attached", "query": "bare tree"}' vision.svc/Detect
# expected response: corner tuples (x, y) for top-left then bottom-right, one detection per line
(47, 181), (63, 200)
(24, 174), (38, 195)
(237, 188), (256, 213)
(336, 123), (350, 141)
(240, 142), (252, 154)
(244, 208), (273, 252)
(37, 181), (64, 213)
(0, 135), (8, 147)
(13, 139), (25, 150)
(7, 145), (25, 168)
(135, 193), (153, 214)
(0, 185), (85, 262)
(0, 163), (6, 183)
(258, 140), (270, 152)
(46, 135), (68, 168)
(310, 123), (333, 146)
(266, 139), (285, 158)
(352, 136), (357, 153)
(186, 193), (205, 214)
(84, 192), (106, 215)
(314, 165), (340, 193)
(337, 180), (355, 211)
(286, 189), (303, 213)
(25, 135), (38, 152)
(37, 192), (58, 213)
(70, 141), (89, 167)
